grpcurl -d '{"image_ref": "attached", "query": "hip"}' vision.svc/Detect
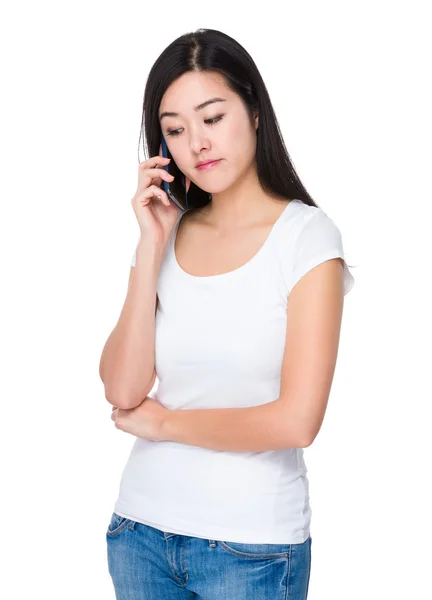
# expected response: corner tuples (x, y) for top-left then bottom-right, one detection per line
(106, 512), (312, 600)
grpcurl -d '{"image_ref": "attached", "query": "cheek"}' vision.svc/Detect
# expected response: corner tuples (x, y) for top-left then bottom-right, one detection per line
(225, 117), (255, 155)
(222, 114), (244, 145)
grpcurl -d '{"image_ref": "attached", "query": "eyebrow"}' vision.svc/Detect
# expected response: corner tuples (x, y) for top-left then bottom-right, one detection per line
(159, 97), (226, 121)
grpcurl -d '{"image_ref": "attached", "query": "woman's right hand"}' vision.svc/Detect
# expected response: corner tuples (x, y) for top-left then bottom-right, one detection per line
(131, 151), (181, 247)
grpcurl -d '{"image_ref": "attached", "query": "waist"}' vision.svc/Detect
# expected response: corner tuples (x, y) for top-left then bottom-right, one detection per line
(114, 439), (311, 543)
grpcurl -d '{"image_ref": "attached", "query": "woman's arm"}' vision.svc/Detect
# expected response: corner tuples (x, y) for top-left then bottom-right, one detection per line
(99, 241), (164, 410)
(161, 258), (345, 452)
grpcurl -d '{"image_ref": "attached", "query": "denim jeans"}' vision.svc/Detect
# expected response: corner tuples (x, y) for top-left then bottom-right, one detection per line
(106, 512), (312, 599)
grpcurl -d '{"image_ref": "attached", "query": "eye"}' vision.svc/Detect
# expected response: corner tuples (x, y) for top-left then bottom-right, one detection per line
(166, 114), (224, 137)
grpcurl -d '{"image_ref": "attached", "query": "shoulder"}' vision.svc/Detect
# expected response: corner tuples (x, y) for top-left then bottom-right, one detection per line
(278, 200), (343, 250)
(276, 200), (355, 297)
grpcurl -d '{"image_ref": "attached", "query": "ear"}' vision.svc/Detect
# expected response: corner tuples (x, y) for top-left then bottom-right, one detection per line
(186, 176), (191, 193)
(254, 112), (259, 131)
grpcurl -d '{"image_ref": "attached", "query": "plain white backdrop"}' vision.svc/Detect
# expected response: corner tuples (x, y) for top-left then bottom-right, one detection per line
(1, 1), (431, 598)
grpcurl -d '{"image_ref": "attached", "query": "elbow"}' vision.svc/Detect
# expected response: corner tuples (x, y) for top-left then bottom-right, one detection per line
(282, 430), (313, 449)
(298, 429), (317, 448)
(105, 389), (145, 410)
(104, 388), (135, 410)
(104, 372), (157, 410)
(299, 437), (313, 448)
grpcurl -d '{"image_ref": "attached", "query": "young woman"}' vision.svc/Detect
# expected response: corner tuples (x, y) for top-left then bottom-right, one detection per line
(100, 28), (355, 600)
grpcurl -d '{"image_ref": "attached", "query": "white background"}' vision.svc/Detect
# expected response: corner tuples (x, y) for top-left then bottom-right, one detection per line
(1, 1), (431, 598)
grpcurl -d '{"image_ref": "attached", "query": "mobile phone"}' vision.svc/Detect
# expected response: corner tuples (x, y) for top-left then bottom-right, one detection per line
(160, 136), (190, 212)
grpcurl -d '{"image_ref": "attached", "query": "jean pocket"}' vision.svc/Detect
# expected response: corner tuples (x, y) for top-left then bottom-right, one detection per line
(218, 540), (291, 559)
(106, 512), (133, 538)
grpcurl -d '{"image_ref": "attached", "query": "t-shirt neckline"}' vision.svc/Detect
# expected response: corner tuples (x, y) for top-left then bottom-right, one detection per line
(171, 198), (300, 282)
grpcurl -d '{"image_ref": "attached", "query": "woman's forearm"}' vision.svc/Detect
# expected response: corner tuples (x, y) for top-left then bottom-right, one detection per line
(99, 241), (164, 409)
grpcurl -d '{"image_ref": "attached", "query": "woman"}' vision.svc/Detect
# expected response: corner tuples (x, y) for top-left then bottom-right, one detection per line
(100, 28), (355, 600)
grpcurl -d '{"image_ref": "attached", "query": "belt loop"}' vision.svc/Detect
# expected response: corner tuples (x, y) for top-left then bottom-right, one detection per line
(208, 539), (216, 547)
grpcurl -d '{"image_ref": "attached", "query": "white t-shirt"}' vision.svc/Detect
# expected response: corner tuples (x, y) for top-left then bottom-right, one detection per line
(113, 198), (355, 544)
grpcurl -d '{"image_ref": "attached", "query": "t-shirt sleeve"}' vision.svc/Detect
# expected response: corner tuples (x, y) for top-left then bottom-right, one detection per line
(288, 210), (355, 296)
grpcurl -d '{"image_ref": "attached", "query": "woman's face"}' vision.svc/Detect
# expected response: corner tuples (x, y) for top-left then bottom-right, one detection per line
(158, 71), (258, 195)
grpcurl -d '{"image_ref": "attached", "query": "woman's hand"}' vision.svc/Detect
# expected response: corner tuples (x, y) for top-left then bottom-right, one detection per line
(131, 150), (180, 248)
(111, 396), (169, 442)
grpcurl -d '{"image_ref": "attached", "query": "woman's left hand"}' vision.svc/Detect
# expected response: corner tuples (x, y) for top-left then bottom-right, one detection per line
(111, 396), (170, 442)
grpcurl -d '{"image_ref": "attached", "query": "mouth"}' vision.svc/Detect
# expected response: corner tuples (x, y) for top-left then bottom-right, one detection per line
(196, 159), (222, 170)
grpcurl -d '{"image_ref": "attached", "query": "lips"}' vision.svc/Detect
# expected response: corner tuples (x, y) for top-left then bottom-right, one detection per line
(196, 159), (221, 170)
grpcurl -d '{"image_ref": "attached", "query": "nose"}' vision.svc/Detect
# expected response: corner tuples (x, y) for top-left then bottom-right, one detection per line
(189, 134), (211, 156)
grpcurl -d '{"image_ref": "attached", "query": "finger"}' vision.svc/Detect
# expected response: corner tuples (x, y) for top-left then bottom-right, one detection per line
(140, 185), (170, 207)
(139, 156), (171, 171)
(141, 168), (174, 187)
(153, 169), (174, 182)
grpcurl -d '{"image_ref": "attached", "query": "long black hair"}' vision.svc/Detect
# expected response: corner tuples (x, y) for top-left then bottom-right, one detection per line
(137, 28), (318, 211)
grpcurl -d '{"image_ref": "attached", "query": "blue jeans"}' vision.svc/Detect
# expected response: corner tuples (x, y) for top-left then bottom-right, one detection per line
(106, 512), (312, 599)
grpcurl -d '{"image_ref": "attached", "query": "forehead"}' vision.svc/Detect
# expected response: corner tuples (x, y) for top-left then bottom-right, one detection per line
(159, 71), (235, 116)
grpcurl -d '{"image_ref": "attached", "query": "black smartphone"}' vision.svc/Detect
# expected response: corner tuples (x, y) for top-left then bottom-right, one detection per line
(160, 135), (190, 212)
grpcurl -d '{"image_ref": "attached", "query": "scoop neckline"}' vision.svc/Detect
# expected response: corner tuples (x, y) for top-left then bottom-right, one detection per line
(172, 198), (300, 282)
